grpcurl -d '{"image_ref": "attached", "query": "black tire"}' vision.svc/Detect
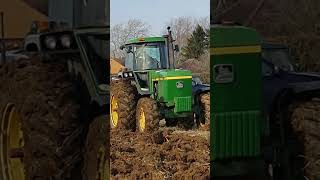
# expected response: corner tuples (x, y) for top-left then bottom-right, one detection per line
(198, 92), (210, 130)
(176, 116), (195, 130)
(82, 115), (109, 180)
(165, 118), (178, 127)
(0, 55), (85, 179)
(110, 79), (137, 131)
(136, 97), (160, 133)
(289, 98), (320, 180)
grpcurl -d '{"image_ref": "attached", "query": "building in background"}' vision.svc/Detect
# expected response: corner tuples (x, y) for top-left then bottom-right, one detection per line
(110, 58), (124, 74)
(0, 0), (109, 39)
(0, 0), (47, 39)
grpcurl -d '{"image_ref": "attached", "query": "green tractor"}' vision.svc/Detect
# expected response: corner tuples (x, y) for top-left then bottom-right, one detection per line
(110, 27), (209, 132)
(211, 24), (320, 180)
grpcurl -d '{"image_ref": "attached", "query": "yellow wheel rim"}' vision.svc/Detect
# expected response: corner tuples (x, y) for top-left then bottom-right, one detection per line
(1, 104), (25, 180)
(139, 108), (146, 132)
(96, 146), (108, 180)
(111, 95), (119, 127)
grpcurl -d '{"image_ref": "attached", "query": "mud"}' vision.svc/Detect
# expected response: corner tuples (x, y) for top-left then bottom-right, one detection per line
(110, 128), (210, 180)
(291, 98), (320, 180)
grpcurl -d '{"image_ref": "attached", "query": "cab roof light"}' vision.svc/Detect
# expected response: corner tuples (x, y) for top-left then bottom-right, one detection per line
(138, 37), (145, 42)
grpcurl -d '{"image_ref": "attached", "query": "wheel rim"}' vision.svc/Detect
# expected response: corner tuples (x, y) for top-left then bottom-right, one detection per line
(1, 104), (25, 180)
(96, 146), (108, 180)
(111, 95), (119, 127)
(139, 108), (146, 132)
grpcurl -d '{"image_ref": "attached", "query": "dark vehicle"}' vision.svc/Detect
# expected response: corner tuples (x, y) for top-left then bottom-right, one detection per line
(262, 43), (320, 180)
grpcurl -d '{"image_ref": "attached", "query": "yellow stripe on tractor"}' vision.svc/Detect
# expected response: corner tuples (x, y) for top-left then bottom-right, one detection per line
(210, 45), (261, 55)
(152, 76), (192, 81)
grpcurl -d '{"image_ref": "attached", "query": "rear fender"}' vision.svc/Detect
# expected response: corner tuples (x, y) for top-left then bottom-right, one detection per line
(290, 81), (320, 94)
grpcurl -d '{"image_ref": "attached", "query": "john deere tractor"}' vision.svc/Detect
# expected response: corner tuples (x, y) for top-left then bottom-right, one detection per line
(111, 27), (209, 132)
(211, 24), (320, 180)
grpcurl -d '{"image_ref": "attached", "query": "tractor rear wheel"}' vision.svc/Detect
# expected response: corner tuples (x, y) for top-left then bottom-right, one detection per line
(110, 79), (137, 131)
(136, 97), (160, 133)
(0, 55), (96, 180)
(82, 115), (109, 180)
(289, 98), (320, 180)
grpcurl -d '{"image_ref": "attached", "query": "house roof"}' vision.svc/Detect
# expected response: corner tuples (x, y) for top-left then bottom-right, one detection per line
(0, 0), (47, 38)
(22, 0), (48, 15)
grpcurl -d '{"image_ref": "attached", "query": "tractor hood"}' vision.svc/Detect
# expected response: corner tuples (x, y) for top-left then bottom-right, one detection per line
(151, 69), (192, 79)
(149, 69), (192, 113)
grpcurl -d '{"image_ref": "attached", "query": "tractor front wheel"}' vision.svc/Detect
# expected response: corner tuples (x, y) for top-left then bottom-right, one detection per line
(289, 98), (320, 180)
(0, 56), (85, 179)
(110, 80), (137, 131)
(136, 97), (160, 133)
(82, 115), (109, 180)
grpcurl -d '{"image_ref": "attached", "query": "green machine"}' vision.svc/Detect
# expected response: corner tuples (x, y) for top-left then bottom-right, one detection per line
(111, 27), (208, 132)
(210, 25), (263, 176)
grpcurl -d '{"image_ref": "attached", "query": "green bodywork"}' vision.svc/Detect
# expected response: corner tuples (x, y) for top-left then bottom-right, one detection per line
(124, 36), (193, 119)
(149, 69), (192, 117)
(210, 25), (262, 176)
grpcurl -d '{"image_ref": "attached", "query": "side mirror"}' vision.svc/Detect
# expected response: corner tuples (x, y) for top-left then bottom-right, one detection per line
(174, 45), (180, 52)
(127, 46), (133, 53)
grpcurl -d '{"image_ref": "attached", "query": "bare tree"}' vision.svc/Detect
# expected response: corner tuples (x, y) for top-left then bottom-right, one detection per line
(164, 17), (195, 48)
(163, 16), (209, 63)
(194, 16), (210, 31)
(111, 19), (151, 58)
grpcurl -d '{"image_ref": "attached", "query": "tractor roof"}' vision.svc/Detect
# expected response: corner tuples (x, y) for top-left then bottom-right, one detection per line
(211, 25), (261, 47)
(126, 37), (165, 45)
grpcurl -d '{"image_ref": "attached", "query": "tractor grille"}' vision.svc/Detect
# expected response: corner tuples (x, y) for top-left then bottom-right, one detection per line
(212, 111), (261, 160)
(174, 96), (192, 113)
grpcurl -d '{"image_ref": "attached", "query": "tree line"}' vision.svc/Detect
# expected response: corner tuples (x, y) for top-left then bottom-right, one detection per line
(110, 17), (209, 65)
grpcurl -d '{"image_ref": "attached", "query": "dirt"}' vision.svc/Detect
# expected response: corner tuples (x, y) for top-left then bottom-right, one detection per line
(110, 128), (210, 180)
(0, 54), (103, 179)
(291, 98), (320, 180)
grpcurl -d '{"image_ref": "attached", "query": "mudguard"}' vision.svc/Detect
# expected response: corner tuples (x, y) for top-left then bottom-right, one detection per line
(192, 76), (210, 96)
(289, 81), (320, 94)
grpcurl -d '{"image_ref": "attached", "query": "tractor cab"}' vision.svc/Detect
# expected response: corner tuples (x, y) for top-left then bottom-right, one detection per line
(120, 37), (170, 92)
(122, 37), (169, 71)
(119, 27), (193, 100)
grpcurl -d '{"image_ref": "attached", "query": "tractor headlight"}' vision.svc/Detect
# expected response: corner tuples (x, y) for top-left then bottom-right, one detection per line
(44, 36), (56, 49)
(128, 72), (133, 77)
(60, 35), (71, 48)
(123, 72), (128, 78)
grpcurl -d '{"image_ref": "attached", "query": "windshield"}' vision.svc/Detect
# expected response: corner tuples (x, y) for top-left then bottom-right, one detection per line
(79, 33), (109, 85)
(262, 48), (294, 72)
(125, 42), (168, 70)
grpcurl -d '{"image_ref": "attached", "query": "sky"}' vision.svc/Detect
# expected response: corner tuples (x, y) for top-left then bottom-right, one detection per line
(111, 0), (210, 35)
